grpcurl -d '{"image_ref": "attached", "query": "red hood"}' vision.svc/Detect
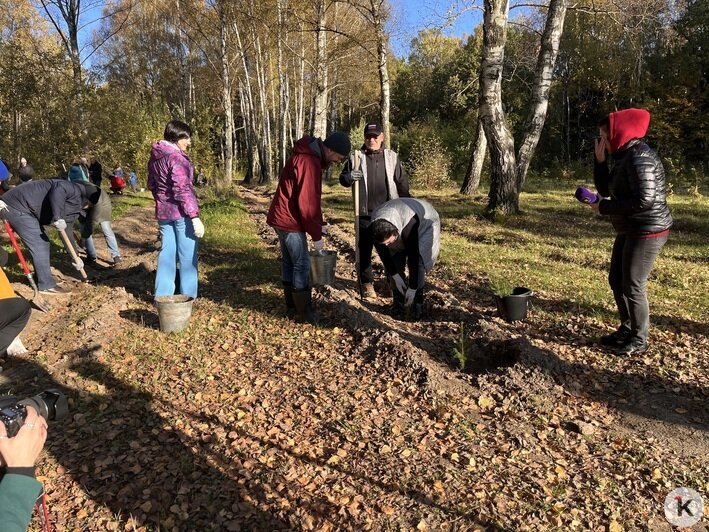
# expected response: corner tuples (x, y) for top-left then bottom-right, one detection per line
(608, 108), (650, 152)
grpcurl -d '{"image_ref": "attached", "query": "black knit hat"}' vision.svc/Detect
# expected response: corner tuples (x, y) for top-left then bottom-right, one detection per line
(81, 182), (102, 205)
(323, 132), (352, 157)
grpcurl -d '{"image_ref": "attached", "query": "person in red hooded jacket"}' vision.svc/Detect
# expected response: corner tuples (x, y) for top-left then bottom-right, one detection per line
(589, 108), (673, 355)
(267, 132), (351, 324)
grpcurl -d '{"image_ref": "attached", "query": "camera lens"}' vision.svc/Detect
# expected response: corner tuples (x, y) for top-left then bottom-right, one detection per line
(18, 389), (68, 423)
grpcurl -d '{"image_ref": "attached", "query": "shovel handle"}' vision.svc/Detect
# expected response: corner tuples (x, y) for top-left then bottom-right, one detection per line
(57, 227), (88, 280)
(3, 220), (32, 276)
(351, 153), (363, 298)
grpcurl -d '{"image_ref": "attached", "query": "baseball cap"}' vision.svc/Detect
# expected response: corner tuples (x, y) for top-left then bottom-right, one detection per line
(364, 122), (383, 138)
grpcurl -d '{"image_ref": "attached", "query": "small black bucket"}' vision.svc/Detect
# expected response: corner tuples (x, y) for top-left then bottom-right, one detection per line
(496, 287), (533, 322)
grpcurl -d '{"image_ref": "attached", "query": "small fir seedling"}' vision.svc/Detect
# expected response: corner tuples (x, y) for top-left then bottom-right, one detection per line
(490, 279), (514, 298)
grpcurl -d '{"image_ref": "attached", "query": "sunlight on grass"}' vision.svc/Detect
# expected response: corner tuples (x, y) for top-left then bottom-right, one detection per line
(322, 182), (709, 325)
(112, 192), (154, 219)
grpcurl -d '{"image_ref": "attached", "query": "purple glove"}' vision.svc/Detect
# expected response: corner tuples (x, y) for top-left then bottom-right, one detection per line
(575, 186), (599, 204)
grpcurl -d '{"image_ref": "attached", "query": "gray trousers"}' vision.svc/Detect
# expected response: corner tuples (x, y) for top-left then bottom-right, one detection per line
(5, 211), (56, 290)
(608, 233), (668, 341)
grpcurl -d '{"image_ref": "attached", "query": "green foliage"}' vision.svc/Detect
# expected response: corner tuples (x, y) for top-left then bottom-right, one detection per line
(398, 124), (455, 191)
(490, 279), (514, 298)
(452, 323), (469, 370)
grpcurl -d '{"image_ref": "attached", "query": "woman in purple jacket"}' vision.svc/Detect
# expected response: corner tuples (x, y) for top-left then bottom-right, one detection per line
(147, 120), (204, 299)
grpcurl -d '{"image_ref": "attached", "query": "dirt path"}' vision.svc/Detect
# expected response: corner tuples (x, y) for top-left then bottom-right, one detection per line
(238, 185), (708, 460)
(0, 192), (705, 531)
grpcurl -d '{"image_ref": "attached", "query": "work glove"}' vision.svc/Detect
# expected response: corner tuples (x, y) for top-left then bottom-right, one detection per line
(0, 200), (8, 219)
(342, 170), (363, 186)
(321, 223), (329, 235)
(392, 273), (407, 295)
(53, 219), (67, 231)
(312, 239), (324, 253)
(72, 258), (84, 271)
(404, 288), (417, 307)
(191, 217), (205, 238)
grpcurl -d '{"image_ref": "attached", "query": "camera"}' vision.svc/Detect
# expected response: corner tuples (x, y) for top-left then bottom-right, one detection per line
(0, 390), (68, 437)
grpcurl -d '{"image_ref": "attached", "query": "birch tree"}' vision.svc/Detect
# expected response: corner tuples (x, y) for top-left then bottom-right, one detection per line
(312, 0), (329, 137)
(480, 0), (568, 214)
(460, 117), (487, 195)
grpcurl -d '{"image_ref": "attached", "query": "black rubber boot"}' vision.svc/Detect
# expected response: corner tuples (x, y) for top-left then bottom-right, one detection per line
(389, 279), (405, 319)
(282, 282), (296, 319)
(292, 289), (318, 324)
(413, 302), (425, 320)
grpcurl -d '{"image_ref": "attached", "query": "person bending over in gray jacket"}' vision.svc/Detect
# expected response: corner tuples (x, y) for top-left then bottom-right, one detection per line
(370, 198), (440, 320)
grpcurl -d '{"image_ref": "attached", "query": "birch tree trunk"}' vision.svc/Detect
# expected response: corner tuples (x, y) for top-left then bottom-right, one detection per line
(239, 83), (256, 184)
(294, 26), (306, 140)
(515, 0), (568, 190)
(218, 1), (234, 192)
(234, 23), (257, 184)
(277, 0), (289, 172)
(371, 0), (391, 147)
(253, 33), (273, 183)
(460, 117), (487, 195)
(175, 0), (194, 121)
(480, 0), (519, 214)
(312, 0), (328, 138)
(39, 0), (84, 143)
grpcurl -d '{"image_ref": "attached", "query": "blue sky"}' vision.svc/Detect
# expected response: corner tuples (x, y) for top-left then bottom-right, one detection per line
(55, 0), (481, 65)
(389, 0), (483, 58)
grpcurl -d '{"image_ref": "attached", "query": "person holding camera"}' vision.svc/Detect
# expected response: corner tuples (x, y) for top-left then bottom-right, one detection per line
(0, 405), (48, 531)
(339, 122), (410, 301)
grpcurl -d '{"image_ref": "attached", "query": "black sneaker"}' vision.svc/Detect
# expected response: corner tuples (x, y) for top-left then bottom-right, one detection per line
(112, 256), (123, 265)
(39, 285), (72, 295)
(600, 325), (631, 348)
(614, 335), (649, 356)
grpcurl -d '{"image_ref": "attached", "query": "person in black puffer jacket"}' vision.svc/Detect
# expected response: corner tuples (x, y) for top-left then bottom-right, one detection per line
(590, 108), (672, 355)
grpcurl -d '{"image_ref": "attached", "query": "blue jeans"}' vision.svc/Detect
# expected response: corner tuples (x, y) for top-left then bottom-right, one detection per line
(155, 218), (199, 299)
(276, 230), (310, 290)
(83, 221), (121, 260)
(5, 211), (55, 290)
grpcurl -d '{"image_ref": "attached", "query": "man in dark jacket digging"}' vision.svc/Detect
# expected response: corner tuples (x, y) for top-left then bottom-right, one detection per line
(0, 180), (100, 295)
(339, 122), (410, 300)
(267, 132), (351, 324)
(370, 198), (440, 320)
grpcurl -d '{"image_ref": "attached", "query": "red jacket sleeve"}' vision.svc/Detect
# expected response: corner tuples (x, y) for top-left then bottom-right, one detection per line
(294, 155), (323, 241)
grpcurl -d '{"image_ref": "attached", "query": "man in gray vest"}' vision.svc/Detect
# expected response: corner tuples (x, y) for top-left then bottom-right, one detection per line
(340, 122), (410, 300)
(370, 198), (440, 320)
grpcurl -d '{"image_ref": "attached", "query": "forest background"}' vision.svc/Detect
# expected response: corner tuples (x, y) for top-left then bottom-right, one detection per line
(0, 0), (706, 211)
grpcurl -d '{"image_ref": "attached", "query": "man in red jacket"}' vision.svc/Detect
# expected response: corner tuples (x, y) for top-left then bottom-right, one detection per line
(267, 132), (351, 323)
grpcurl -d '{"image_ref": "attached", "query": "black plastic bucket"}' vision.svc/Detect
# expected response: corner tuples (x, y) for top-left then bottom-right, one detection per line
(496, 287), (533, 322)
